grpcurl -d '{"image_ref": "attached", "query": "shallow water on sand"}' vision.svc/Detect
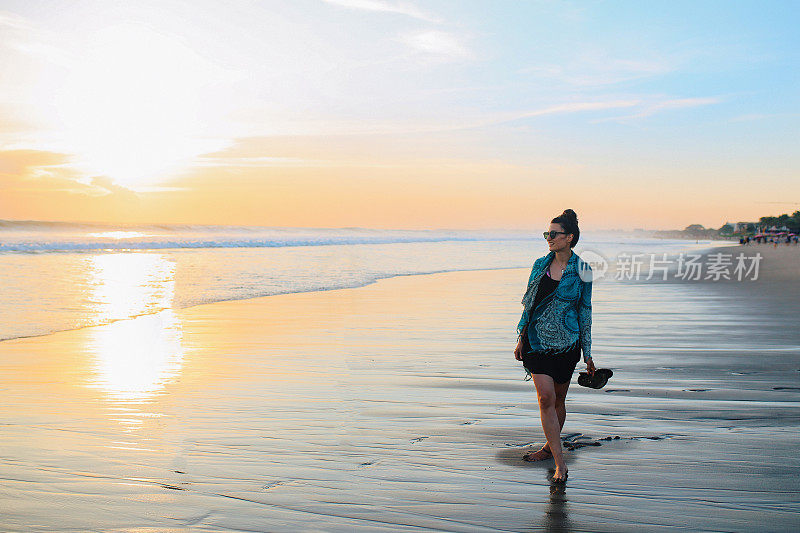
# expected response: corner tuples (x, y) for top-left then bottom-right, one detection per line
(0, 232), (720, 341)
(1, 266), (798, 531)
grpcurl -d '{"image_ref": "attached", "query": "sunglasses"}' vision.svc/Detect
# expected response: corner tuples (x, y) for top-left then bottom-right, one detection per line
(543, 231), (568, 240)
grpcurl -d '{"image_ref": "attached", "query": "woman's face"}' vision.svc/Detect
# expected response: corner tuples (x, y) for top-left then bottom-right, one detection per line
(546, 223), (573, 252)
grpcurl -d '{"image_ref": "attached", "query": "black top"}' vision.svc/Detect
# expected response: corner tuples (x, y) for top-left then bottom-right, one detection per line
(531, 271), (559, 311)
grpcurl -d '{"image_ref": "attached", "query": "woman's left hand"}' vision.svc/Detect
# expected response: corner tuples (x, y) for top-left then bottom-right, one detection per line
(586, 358), (596, 375)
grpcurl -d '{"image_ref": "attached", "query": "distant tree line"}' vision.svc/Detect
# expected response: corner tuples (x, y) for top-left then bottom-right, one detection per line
(759, 211), (800, 233)
(653, 224), (720, 239)
(653, 211), (800, 239)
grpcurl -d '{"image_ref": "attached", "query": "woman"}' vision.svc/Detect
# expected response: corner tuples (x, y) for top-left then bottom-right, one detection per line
(514, 209), (595, 483)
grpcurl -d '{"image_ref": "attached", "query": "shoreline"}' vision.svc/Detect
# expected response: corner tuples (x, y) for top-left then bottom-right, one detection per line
(0, 239), (737, 344)
(0, 265), (529, 344)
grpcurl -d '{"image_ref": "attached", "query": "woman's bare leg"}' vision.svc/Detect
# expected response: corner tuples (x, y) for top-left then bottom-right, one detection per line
(532, 374), (568, 480)
(540, 380), (570, 453)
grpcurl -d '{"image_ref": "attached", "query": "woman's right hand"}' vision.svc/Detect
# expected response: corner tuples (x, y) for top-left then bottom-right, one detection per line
(514, 338), (524, 361)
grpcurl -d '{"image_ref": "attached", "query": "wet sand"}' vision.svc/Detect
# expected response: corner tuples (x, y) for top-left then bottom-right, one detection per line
(1, 247), (799, 531)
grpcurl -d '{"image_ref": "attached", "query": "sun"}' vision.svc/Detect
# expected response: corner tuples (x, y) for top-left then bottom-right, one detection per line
(51, 23), (227, 190)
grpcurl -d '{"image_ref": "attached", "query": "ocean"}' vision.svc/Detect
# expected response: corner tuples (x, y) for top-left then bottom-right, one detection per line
(0, 221), (721, 341)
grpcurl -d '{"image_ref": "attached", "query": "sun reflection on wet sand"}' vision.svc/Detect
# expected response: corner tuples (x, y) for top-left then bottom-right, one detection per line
(85, 310), (184, 403)
(83, 253), (184, 404)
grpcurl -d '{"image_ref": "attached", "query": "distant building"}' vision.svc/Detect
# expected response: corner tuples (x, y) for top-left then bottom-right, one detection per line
(731, 222), (756, 234)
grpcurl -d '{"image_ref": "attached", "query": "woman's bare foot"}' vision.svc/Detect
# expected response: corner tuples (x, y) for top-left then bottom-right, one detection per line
(522, 446), (552, 462)
(551, 464), (568, 483)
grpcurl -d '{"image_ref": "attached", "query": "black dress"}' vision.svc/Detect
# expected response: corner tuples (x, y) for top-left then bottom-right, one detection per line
(521, 271), (582, 384)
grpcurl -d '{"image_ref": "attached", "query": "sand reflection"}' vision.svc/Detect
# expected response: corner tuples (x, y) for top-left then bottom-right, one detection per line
(85, 310), (183, 402)
(83, 253), (183, 402)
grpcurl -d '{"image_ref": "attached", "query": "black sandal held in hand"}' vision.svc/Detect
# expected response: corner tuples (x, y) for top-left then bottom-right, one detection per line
(578, 368), (613, 389)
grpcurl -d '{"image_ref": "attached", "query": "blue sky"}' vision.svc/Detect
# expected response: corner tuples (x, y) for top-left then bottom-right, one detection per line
(0, 0), (798, 228)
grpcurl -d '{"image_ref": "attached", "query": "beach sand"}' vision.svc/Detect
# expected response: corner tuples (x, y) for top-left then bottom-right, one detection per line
(1, 245), (799, 531)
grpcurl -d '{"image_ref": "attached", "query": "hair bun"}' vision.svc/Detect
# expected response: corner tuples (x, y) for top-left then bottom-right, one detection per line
(561, 209), (578, 222)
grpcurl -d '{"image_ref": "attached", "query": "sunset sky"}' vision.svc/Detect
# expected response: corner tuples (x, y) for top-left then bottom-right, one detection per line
(1, 0), (798, 230)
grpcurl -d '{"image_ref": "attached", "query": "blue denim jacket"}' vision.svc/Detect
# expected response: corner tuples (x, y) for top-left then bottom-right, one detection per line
(517, 251), (592, 362)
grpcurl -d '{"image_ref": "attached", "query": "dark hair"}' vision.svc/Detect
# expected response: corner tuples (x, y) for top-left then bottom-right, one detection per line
(551, 209), (580, 248)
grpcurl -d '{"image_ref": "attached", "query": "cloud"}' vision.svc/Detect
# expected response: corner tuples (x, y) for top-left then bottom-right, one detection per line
(399, 30), (472, 60)
(0, 10), (71, 65)
(521, 57), (673, 87)
(195, 154), (317, 168)
(519, 47), (677, 88)
(195, 100), (643, 144)
(516, 100), (642, 119)
(0, 148), (94, 194)
(640, 97), (721, 116)
(90, 175), (139, 200)
(593, 97), (722, 122)
(473, 100), (642, 128)
(455, 98), (720, 129)
(321, 0), (438, 22)
(0, 149), (137, 200)
(0, 11), (34, 32)
(0, 149), (70, 177)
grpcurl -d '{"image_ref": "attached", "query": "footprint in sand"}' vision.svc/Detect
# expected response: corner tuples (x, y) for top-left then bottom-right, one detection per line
(261, 481), (287, 491)
(564, 441), (602, 451)
(159, 483), (187, 491)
